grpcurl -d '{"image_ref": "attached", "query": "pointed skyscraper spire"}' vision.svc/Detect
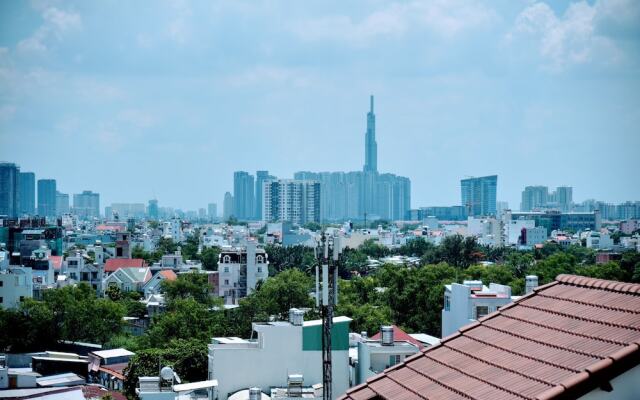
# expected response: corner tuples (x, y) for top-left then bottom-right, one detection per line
(370, 95), (374, 113)
(364, 95), (377, 173)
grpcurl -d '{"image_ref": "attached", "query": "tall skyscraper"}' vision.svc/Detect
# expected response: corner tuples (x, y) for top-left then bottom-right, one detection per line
(290, 96), (411, 222)
(0, 162), (19, 217)
(460, 175), (497, 217)
(263, 179), (321, 225)
(208, 202), (217, 220)
(363, 95), (377, 173)
(18, 171), (36, 216)
(223, 192), (234, 220)
(37, 179), (57, 218)
(255, 170), (276, 220)
(56, 191), (70, 215)
(73, 191), (100, 219)
(233, 171), (254, 220)
(147, 199), (159, 220)
(521, 186), (549, 211)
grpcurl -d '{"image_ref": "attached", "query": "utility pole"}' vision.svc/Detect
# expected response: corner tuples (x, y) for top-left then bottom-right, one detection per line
(317, 233), (340, 400)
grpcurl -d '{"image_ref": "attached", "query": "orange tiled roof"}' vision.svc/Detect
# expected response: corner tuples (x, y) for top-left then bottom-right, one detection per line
(340, 275), (640, 400)
(159, 269), (177, 281)
(50, 255), (63, 270)
(104, 258), (145, 273)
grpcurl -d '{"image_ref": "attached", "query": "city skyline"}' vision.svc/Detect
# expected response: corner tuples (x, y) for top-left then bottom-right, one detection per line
(1, 1), (639, 210)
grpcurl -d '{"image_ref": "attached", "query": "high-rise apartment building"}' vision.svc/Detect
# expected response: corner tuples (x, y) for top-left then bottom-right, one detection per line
(255, 170), (276, 220)
(460, 175), (497, 217)
(521, 186), (548, 211)
(73, 190), (100, 219)
(56, 191), (70, 215)
(555, 186), (573, 212)
(147, 199), (159, 220)
(37, 179), (57, 218)
(18, 171), (36, 216)
(223, 192), (234, 220)
(263, 179), (321, 225)
(233, 171), (254, 220)
(0, 162), (19, 217)
(208, 203), (217, 220)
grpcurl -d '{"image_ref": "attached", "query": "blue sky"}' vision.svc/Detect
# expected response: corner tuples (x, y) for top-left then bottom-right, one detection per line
(1, 0), (639, 212)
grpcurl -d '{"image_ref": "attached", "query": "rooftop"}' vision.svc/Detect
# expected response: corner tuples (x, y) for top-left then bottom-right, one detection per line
(340, 274), (640, 400)
(104, 258), (145, 272)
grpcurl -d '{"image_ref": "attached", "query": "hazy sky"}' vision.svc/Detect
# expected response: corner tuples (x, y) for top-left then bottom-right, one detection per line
(1, 0), (639, 212)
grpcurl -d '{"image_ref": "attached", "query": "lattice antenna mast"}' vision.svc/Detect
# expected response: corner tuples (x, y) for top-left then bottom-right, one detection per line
(316, 232), (341, 400)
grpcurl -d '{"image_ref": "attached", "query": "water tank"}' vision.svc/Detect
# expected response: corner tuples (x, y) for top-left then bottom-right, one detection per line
(525, 275), (539, 294)
(381, 325), (394, 346)
(249, 387), (262, 400)
(289, 308), (304, 326)
(361, 331), (368, 340)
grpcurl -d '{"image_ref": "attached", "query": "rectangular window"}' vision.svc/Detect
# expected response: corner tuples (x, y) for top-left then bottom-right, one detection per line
(224, 279), (229, 285)
(388, 355), (401, 367)
(444, 295), (450, 311)
(224, 267), (229, 273)
(257, 267), (262, 273)
(0, 297), (3, 303)
(0, 281), (3, 287)
(476, 306), (489, 319)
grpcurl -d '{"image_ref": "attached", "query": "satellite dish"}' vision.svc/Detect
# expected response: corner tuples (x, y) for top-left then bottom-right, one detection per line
(160, 366), (174, 381)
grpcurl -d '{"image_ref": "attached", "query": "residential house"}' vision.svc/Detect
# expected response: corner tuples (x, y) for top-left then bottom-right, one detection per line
(103, 267), (151, 294)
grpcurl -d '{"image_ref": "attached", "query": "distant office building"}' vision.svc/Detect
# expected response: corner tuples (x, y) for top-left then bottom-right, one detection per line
(37, 179), (57, 218)
(521, 186), (548, 211)
(56, 191), (70, 215)
(223, 192), (233, 221)
(198, 208), (207, 220)
(507, 209), (601, 232)
(73, 190), (100, 219)
(208, 203), (217, 220)
(147, 199), (158, 220)
(0, 162), (19, 217)
(111, 203), (145, 219)
(18, 171), (36, 216)
(496, 201), (509, 216)
(263, 179), (321, 225)
(406, 206), (467, 221)
(460, 175), (497, 217)
(233, 171), (254, 220)
(255, 170), (276, 220)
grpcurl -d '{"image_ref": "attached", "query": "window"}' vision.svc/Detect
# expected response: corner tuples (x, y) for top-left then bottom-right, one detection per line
(224, 279), (229, 285)
(0, 297), (3, 303)
(256, 255), (264, 263)
(257, 267), (262, 273)
(224, 267), (229, 273)
(223, 255), (231, 263)
(19, 296), (24, 302)
(444, 295), (450, 311)
(0, 281), (3, 287)
(388, 355), (401, 367)
(476, 306), (489, 319)
(116, 248), (123, 257)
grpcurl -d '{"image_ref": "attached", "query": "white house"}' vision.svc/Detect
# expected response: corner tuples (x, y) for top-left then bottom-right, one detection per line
(104, 267), (152, 293)
(0, 266), (33, 309)
(218, 242), (268, 305)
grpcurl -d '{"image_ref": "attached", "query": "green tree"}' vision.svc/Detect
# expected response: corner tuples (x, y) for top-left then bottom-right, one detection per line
(123, 338), (208, 399)
(200, 247), (220, 271)
(253, 269), (314, 318)
(162, 273), (215, 305)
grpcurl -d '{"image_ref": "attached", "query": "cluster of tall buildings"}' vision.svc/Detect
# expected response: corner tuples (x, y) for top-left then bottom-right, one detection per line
(0, 162), (101, 219)
(521, 185), (573, 212)
(223, 96), (412, 224)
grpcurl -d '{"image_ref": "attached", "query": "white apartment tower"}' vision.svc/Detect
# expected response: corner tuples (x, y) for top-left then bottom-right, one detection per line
(263, 179), (321, 225)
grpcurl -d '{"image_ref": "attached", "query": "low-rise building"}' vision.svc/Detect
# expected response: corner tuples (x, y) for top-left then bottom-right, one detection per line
(208, 311), (351, 400)
(441, 277), (536, 337)
(0, 266), (33, 309)
(104, 267), (152, 294)
(218, 242), (268, 304)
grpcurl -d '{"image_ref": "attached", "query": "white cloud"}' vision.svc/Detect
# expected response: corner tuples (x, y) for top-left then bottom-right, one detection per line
(17, 6), (82, 53)
(511, 1), (622, 70)
(291, 0), (496, 44)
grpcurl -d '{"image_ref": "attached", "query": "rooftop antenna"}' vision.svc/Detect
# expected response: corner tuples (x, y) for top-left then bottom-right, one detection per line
(315, 232), (341, 400)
